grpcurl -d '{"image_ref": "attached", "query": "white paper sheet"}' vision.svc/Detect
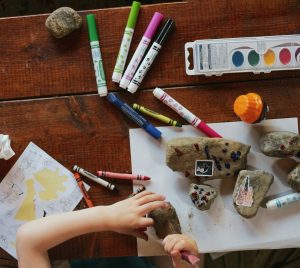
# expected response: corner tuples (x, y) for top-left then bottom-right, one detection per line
(129, 118), (300, 255)
(0, 142), (86, 258)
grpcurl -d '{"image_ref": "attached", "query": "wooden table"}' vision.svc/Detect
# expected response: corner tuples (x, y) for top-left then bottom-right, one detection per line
(1, 0), (300, 266)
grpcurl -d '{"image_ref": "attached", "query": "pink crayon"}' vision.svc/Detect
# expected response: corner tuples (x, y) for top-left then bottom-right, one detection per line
(97, 171), (151, 181)
(153, 87), (222, 138)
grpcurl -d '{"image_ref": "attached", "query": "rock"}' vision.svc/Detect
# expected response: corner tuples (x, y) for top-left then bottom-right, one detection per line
(45, 7), (82, 38)
(233, 170), (273, 218)
(149, 202), (181, 239)
(166, 137), (251, 181)
(260, 131), (300, 157)
(189, 183), (218, 210)
(287, 163), (300, 192)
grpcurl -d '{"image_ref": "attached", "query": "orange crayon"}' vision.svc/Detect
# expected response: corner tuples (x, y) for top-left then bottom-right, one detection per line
(74, 172), (94, 208)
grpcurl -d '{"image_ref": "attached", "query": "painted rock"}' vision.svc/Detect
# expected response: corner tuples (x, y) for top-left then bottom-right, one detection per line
(166, 137), (251, 180)
(149, 202), (181, 239)
(233, 170), (273, 218)
(189, 183), (218, 210)
(45, 7), (82, 38)
(287, 163), (300, 192)
(260, 131), (300, 157)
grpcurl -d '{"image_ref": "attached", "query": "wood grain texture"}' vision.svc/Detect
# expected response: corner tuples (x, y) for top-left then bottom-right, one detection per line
(1, 0), (300, 99)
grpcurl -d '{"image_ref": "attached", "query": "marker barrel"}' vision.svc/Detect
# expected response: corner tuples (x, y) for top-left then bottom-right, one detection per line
(266, 193), (300, 209)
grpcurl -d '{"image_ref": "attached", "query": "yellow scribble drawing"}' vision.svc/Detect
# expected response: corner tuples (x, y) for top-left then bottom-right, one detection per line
(35, 168), (68, 201)
(15, 179), (36, 221)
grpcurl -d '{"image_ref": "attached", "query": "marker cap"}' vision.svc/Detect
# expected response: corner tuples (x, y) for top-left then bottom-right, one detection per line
(153, 87), (164, 99)
(127, 1), (141, 29)
(144, 12), (164, 39)
(86, 14), (99, 42)
(143, 123), (162, 139)
(154, 18), (175, 45)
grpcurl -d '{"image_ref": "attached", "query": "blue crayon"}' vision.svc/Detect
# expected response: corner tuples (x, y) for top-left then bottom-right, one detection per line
(107, 93), (162, 139)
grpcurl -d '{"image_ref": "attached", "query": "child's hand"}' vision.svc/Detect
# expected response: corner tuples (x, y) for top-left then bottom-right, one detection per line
(163, 234), (199, 268)
(104, 191), (166, 240)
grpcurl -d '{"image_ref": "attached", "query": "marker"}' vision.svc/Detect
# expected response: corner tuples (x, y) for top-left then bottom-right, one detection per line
(128, 19), (174, 93)
(97, 170), (150, 181)
(73, 165), (116, 191)
(73, 172), (94, 208)
(119, 12), (163, 89)
(153, 88), (222, 138)
(112, 1), (141, 83)
(266, 193), (300, 209)
(86, 14), (107, 97)
(133, 103), (182, 127)
(107, 93), (162, 139)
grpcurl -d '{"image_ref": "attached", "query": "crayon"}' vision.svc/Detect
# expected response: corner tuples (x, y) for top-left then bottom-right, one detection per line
(107, 93), (162, 139)
(128, 19), (174, 93)
(133, 103), (182, 127)
(112, 1), (141, 83)
(97, 170), (150, 181)
(86, 14), (107, 97)
(119, 12), (163, 89)
(266, 192), (300, 209)
(153, 88), (222, 138)
(73, 165), (116, 191)
(128, 185), (146, 198)
(73, 172), (94, 208)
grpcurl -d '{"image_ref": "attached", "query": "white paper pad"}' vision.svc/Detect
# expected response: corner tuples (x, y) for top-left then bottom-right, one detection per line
(0, 142), (86, 258)
(129, 118), (300, 255)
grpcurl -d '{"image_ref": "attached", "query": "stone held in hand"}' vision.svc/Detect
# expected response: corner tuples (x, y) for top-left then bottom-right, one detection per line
(149, 202), (181, 239)
(233, 170), (273, 218)
(260, 131), (300, 157)
(287, 163), (300, 192)
(189, 183), (218, 210)
(166, 137), (251, 181)
(45, 7), (82, 38)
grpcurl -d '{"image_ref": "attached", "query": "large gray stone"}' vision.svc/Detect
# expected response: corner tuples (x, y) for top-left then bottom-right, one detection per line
(287, 163), (300, 192)
(233, 170), (273, 218)
(166, 137), (251, 181)
(45, 7), (82, 38)
(260, 131), (300, 157)
(189, 183), (218, 210)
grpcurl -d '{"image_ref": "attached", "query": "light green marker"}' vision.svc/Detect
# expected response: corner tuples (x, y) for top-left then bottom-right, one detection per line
(112, 1), (141, 83)
(86, 14), (107, 97)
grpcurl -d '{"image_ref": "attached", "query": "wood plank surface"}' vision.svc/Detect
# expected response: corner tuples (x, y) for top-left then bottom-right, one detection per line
(0, 0), (300, 100)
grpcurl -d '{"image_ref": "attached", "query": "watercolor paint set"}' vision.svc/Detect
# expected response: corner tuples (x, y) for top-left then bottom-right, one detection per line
(185, 35), (300, 76)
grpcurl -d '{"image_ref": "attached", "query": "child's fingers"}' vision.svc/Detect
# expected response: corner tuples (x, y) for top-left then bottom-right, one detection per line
(137, 193), (165, 206)
(140, 200), (167, 215)
(138, 217), (154, 228)
(132, 190), (154, 199)
(164, 236), (180, 254)
(171, 250), (182, 268)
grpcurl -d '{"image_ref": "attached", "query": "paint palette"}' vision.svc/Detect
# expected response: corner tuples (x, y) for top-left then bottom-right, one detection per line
(185, 35), (300, 76)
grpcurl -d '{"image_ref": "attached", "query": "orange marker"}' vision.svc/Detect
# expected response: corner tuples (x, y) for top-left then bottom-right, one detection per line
(74, 172), (94, 208)
(233, 93), (269, 124)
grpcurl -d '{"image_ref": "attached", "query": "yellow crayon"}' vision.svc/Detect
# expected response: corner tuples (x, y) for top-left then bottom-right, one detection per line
(133, 103), (182, 127)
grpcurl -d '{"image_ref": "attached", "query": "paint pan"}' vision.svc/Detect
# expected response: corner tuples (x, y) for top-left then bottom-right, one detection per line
(185, 34), (300, 76)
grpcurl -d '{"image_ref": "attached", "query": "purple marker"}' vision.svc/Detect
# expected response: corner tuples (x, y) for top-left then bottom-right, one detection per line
(119, 12), (163, 89)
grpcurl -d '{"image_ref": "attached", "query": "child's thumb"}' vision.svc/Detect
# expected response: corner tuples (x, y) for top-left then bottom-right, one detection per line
(171, 250), (181, 268)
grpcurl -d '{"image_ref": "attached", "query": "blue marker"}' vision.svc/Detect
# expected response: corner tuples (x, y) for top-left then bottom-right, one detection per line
(107, 93), (162, 139)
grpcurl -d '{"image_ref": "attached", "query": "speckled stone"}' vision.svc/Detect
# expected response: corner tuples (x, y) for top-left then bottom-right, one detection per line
(149, 202), (181, 239)
(45, 7), (82, 38)
(260, 131), (300, 157)
(166, 137), (251, 181)
(233, 170), (273, 218)
(189, 183), (218, 210)
(287, 163), (300, 192)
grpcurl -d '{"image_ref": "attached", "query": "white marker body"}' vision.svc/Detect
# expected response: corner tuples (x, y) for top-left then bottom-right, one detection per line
(112, 27), (134, 83)
(119, 36), (151, 89)
(90, 41), (107, 97)
(128, 42), (161, 93)
(153, 87), (201, 126)
(266, 193), (300, 209)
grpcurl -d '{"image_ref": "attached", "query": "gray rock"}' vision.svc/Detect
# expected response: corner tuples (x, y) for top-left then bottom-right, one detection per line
(149, 202), (181, 239)
(287, 163), (300, 192)
(166, 137), (251, 181)
(260, 131), (300, 157)
(189, 183), (218, 210)
(233, 170), (273, 218)
(45, 7), (82, 38)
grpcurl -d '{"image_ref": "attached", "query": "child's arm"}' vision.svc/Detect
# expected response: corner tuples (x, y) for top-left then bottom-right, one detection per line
(17, 191), (166, 268)
(162, 234), (200, 268)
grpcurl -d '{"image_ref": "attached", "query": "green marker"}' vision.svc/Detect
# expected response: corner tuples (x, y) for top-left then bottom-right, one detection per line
(86, 14), (107, 97)
(112, 1), (141, 83)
